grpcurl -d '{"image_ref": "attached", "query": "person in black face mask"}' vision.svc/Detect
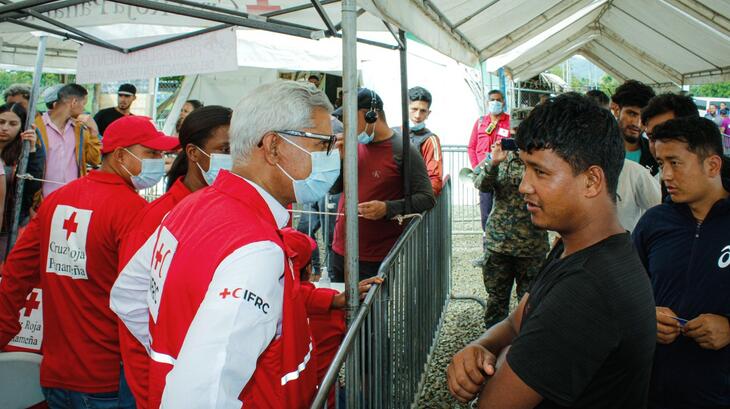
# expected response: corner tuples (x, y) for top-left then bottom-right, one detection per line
(611, 80), (659, 175)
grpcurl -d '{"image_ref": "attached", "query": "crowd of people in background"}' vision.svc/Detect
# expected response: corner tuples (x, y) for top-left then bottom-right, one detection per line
(0, 72), (726, 409)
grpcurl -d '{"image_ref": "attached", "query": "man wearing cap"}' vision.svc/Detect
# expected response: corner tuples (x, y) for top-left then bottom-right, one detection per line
(34, 83), (102, 198)
(94, 83), (137, 136)
(0, 115), (178, 409)
(330, 88), (435, 281)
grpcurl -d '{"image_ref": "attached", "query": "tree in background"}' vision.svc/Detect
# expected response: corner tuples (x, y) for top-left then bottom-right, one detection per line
(690, 82), (730, 97)
(599, 75), (619, 96)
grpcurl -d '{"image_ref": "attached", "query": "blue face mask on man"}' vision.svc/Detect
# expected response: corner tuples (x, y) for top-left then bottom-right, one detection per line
(488, 100), (503, 115)
(358, 123), (375, 144)
(195, 146), (232, 185)
(276, 136), (341, 204)
(410, 121), (426, 132)
(121, 148), (165, 190)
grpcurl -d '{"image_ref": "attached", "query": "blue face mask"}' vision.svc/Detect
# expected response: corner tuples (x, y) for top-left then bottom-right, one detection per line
(410, 122), (426, 132)
(122, 149), (165, 190)
(488, 100), (503, 115)
(277, 137), (341, 204)
(195, 146), (232, 185)
(358, 123), (375, 144)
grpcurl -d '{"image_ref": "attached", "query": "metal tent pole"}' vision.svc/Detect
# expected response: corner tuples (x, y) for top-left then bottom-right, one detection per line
(342, 0), (360, 407)
(8, 34), (46, 251)
(399, 29), (411, 213)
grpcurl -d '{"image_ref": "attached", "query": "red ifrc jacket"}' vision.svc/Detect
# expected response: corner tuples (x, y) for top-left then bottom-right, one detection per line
(0, 170), (146, 392)
(141, 171), (317, 408)
(111, 177), (191, 408)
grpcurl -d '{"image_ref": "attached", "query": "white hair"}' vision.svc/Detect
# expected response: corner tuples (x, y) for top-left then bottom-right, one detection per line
(230, 81), (333, 163)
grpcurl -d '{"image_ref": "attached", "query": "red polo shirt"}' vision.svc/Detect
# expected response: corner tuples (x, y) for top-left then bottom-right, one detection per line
(114, 177), (192, 408)
(0, 170), (146, 392)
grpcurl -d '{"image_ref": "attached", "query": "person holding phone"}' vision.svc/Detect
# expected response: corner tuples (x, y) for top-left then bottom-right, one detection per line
(472, 138), (549, 328)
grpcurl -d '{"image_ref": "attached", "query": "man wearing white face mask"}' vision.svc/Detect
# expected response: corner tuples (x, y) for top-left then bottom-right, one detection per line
(111, 106), (232, 408)
(468, 89), (511, 266)
(121, 81), (334, 408)
(0, 115), (178, 409)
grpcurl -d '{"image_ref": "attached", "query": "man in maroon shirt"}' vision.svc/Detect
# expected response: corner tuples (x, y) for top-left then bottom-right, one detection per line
(330, 88), (435, 281)
(0, 116), (178, 409)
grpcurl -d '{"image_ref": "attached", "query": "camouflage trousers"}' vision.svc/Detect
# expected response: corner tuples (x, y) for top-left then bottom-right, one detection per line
(482, 250), (544, 328)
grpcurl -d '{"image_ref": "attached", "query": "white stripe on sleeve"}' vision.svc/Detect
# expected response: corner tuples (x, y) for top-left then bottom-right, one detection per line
(110, 227), (159, 353)
(160, 241), (284, 409)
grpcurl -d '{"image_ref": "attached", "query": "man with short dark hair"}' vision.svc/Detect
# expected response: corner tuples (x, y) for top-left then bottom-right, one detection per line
(585, 89), (610, 109)
(34, 84), (101, 197)
(330, 88), (435, 281)
(448, 93), (656, 409)
(704, 104), (722, 127)
(94, 83), (137, 136)
(308, 75), (321, 88)
(633, 117), (730, 409)
(468, 89), (511, 265)
(401, 86), (443, 196)
(641, 93), (701, 199)
(3, 84), (31, 111)
(612, 80), (658, 174)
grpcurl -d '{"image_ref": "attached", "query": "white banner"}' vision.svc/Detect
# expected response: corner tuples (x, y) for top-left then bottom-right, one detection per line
(76, 28), (238, 83)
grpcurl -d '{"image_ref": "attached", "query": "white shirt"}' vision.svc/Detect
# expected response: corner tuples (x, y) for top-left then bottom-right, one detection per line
(617, 159), (662, 232)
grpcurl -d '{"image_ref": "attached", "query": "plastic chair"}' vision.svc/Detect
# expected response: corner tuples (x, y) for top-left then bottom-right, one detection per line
(0, 352), (45, 409)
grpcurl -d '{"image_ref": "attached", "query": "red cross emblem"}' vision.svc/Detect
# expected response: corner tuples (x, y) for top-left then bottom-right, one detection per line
(154, 244), (172, 278)
(219, 288), (232, 299)
(23, 291), (40, 317)
(246, 0), (280, 13)
(62, 212), (79, 240)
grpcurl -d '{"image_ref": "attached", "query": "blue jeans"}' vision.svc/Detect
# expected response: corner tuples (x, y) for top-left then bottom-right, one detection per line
(42, 365), (135, 409)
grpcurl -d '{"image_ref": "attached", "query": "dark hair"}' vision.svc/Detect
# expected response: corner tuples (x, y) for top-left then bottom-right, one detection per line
(308, 75), (320, 81)
(185, 100), (204, 110)
(0, 103), (28, 167)
(641, 93), (698, 125)
(408, 86), (433, 107)
(515, 93), (624, 199)
(488, 89), (503, 98)
(57, 83), (88, 104)
(167, 105), (232, 189)
(585, 89), (610, 107)
(652, 117), (724, 162)
(611, 80), (655, 109)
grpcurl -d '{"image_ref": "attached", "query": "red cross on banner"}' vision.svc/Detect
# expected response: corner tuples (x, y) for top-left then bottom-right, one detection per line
(246, 0), (280, 13)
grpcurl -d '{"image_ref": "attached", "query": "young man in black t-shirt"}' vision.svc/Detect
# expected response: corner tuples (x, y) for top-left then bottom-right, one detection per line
(93, 83), (136, 136)
(447, 93), (656, 409)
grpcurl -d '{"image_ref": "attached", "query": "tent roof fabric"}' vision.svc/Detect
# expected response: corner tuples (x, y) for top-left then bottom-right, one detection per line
(385, 0), (730, 86)
(0, 0), (728, 86)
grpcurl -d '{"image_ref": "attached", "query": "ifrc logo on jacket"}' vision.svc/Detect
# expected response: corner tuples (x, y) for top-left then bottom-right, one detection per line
(47, 205), (92, 279)
(148, 226), (178, 323)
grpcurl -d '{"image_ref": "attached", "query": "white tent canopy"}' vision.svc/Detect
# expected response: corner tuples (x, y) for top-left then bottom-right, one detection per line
(376, 0), (730, 87)
(3, 0), (728, 87)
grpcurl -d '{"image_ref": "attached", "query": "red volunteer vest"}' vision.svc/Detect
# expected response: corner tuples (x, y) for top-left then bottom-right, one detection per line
(147, 171), (317, 408)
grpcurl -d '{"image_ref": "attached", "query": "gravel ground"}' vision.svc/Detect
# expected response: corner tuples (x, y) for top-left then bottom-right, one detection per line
(415, 233), (489, 408)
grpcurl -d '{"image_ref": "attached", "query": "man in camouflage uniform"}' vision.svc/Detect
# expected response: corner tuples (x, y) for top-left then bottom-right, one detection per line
(474, 140), (549, 328)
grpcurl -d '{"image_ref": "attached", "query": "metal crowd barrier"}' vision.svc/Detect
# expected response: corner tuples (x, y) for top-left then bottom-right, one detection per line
(441, 145), (482, 235)
(311, 177), (453, 409)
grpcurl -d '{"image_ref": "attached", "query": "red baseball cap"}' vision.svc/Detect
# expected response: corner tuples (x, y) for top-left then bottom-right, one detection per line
(101, 116), (179, 154)
(280, 228), (317, 272)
